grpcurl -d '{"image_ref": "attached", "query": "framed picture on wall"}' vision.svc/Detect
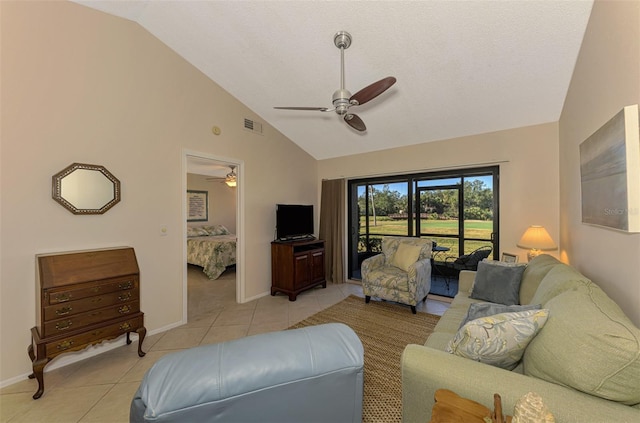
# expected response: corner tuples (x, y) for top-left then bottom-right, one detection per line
(187, 190), (208, 222)
(579, 104), (640, 233)
(501, 252), (518, 263)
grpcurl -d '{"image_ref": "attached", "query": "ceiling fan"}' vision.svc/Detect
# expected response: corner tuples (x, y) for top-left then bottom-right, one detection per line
(274, 31), (396, 132)
(206, 165), (237, 187)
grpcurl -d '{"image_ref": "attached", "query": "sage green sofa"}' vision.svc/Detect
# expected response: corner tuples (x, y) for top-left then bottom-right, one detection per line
(402, 254), (640, 423)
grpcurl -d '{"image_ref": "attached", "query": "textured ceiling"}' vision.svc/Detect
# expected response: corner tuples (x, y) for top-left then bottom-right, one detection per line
(75, 0), (593, 160)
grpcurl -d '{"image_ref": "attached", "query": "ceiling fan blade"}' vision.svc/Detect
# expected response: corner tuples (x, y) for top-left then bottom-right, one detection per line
(344, 114), (366, 131)
(350, 76), (397, 106)
(274, 106), (330, 111)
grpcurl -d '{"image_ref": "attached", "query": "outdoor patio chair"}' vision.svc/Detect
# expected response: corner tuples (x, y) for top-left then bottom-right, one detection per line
(443, 245), (493, 288)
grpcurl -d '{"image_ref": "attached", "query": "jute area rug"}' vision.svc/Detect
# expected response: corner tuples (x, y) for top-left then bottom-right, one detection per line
(289, 295), (440, 422)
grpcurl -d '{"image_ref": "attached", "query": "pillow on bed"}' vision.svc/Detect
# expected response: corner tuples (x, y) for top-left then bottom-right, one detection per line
(203, 225), (230, 236)
(187, 227), (209, 237)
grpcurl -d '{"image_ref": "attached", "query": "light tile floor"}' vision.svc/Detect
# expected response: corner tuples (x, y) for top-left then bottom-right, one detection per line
(1, 265), (450, 422)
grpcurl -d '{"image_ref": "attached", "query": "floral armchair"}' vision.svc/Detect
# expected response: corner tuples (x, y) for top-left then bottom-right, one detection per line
(361, 237), (432, 314)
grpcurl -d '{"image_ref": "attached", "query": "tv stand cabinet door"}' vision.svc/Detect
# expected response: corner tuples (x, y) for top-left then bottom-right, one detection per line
(293, 253), (311, 288)
(310, 250), (325, 283)
(271, 240), (326, 301)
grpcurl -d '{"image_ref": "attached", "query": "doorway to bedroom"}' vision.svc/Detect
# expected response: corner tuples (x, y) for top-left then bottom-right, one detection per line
(184, 152), (242, 323)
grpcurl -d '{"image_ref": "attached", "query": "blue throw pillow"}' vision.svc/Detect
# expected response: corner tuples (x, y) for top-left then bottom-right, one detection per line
(459, 302), (542, 329)
(470, 260), (526, 305)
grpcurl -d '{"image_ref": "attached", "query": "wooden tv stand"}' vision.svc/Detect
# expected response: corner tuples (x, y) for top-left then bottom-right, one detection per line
(271, 239), (326, 301)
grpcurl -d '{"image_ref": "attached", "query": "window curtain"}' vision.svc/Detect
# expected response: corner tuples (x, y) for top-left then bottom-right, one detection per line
(319, 178), (345, 284)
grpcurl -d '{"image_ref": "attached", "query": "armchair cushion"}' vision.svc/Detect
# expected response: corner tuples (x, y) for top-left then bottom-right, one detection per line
(381, 236), (432, 262)
(391, 243), (423, 271)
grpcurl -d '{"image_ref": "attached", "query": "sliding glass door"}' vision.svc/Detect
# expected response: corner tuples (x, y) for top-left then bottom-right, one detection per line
(348, 167), (499, 280)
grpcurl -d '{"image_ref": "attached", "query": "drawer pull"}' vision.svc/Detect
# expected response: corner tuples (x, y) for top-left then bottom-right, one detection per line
(118, 305), (131, 314)
(118, 281), (133, 290)
(90, 311), (102, 317)
(118, 293), (132, 302)
(119, 322), (132, 331)
(54, 293), (72, 303)
(56, 321), (73, 331)
(91, 297), (103, 303)
(91, 286), (102, 293)
(56, 340), (74, 351)
(55, 306), (73, 316)
(92, 330), (103, 336)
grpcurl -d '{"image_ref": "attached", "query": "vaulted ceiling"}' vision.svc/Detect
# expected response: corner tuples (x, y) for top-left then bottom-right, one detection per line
(75, 0), (593, 160)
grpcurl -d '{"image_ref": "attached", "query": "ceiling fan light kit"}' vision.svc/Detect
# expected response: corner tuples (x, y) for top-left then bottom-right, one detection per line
(207, 165), (237, 187)
(225, 165), (237, 187)
(274, 31), (396, 132)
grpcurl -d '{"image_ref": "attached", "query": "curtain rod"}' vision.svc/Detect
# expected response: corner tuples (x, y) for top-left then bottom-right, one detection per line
(323, 160), (510, 181)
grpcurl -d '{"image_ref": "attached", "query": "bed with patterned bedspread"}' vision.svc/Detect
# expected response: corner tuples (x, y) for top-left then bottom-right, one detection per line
(187, 225), (236, 280)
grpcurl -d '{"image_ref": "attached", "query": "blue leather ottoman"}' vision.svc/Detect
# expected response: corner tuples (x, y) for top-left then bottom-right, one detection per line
(130, 323), (364, 422)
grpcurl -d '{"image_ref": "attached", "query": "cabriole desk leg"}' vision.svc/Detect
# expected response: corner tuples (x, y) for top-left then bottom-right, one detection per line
(136, 326), (147, 357)
(27, 332), (50, 400)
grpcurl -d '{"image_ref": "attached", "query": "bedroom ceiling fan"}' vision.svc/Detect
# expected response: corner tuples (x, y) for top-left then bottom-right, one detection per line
(274, 31), (396, 132)
(206, 165), (237, 187)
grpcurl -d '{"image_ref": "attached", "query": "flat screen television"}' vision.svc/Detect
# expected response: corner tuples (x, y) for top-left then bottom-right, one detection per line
(276, 204), (314, 241)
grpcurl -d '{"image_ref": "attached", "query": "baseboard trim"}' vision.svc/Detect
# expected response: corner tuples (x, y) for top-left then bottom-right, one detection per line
(0, 320), (184, 390)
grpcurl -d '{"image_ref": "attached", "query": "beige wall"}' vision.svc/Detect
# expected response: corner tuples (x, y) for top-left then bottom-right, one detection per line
(559, 0), (640, 325)
(187, 173), (236, 233)
(318, 122), (561, 264)
(0, 1), (318, 384)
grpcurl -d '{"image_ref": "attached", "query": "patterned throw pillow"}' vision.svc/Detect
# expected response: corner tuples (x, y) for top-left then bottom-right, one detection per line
(459, 303), (542, 329)
(446, 309), (549, 370)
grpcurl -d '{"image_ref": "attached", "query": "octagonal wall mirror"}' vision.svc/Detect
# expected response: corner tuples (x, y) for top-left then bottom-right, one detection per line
(52, 163), (121, 214)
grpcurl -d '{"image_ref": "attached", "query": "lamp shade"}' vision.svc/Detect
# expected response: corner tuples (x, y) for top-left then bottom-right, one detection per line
(517, 226), (557, 250)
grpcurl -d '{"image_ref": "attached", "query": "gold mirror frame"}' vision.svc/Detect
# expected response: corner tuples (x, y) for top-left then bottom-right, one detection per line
(52, 163), (121, 215)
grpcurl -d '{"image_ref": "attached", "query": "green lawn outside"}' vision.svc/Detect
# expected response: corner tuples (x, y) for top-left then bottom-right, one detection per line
(359, 217), (493, 259)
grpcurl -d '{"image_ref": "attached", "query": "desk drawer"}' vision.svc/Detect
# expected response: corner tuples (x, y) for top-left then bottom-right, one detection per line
(43, 289), (138, 321)
(46, 277), (138, 305)
(42, 301), (140, 337)
(44, 314), (144, 358)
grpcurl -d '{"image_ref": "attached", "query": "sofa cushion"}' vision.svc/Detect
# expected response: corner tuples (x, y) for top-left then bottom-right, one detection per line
(528, 264), (593, 306)
(470, 260), (526, 305)
(459, 302), (542, 329)
(519, 254), (562, 305)
(523, 286), (640, 405)
(430, 293), (481, 339)
(363, 266), (409, 290)
(391, 242), (422, 271)
(446, 309), (549, 370)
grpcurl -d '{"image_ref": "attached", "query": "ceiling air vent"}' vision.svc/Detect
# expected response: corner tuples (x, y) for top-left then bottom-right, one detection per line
(243, 118), (263, 135)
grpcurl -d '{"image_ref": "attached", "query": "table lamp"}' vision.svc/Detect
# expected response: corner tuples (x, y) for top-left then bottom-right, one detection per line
(517, 225), (557, 261)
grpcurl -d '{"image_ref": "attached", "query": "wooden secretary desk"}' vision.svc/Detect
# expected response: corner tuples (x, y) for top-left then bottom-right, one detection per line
(28, 247), (146, 399)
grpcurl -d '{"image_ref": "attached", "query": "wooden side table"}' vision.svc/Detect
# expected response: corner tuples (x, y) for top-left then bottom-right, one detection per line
(430, 389), (512, 423)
